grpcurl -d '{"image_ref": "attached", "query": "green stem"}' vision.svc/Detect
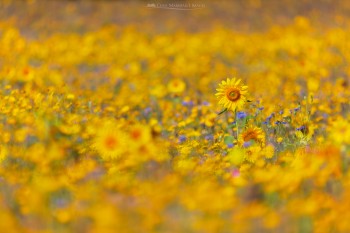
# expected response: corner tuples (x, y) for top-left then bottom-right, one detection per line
(235, 109), (239, 138)
(218, 108), (228, 115)
(224, 109), (231, 136)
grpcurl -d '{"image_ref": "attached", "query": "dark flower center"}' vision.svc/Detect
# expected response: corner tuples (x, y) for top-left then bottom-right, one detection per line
(226, 89), (241, 101)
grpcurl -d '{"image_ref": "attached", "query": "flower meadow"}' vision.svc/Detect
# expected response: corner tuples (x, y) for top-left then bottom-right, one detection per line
(1, 1), (350, 232)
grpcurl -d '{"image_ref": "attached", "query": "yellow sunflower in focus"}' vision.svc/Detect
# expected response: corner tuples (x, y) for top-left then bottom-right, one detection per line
(215, 78), (248, 111)
(238, 127), (266, 148)
(93, 123), (128, 160)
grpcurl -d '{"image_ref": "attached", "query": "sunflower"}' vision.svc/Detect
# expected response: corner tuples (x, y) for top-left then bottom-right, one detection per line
(93, 123), (128, 160)
(238, 127), (266, 148)
(215, 78), (248, 111)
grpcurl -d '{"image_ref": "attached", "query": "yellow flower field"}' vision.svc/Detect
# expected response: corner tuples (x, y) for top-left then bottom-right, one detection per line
(0, 1), (350, 232)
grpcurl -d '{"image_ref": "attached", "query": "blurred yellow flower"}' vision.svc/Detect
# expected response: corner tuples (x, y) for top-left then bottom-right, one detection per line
(239, 126), (266, 148)
(329, 117), (350, 145)
(244, 145), (261, 163)
(167, 79), (186, 94)
(226, 147), (245, 166)
(0, 145), (7, 162)
(93, 123), (128, 160)
(150, 84), (167, 97)
(128, 124), (152, 152)
(263, 144), (275, 159)
(277, 137), (283, 143)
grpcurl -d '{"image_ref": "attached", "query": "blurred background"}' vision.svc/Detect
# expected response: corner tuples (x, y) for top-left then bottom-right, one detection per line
(1, 0), (350, 36)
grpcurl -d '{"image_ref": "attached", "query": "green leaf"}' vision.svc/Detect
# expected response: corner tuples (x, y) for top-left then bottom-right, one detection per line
(224, 135), (235, 145)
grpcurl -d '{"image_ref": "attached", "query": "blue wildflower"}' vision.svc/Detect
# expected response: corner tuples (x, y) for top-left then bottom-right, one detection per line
(296, 126), (306, 131)
(237, 111), (247, 119)
(178, 135), (186, 143)
(294, 107), (301, 112)
(202, 101), (210, 106)
(243, 141), (252, 148)
(182, 100), (194, 107)
(266, 113), (274, 121)
(143, 107), (151, 115)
